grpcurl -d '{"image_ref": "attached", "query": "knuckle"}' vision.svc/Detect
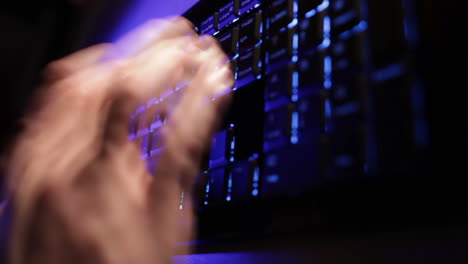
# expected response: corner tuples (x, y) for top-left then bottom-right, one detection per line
(39, 177), (66, 203)
(114, 63), (139, 91)
(183, 134), (204, 156)
(175, 17), (195, 30)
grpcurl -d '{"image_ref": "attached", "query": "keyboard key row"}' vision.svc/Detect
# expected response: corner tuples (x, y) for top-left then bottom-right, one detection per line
(198, 156), (261, 206)
(200, 0), (262, 34)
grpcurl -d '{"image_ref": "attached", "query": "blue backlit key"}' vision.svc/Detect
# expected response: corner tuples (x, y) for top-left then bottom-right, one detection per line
(264, 105), (292, 152)
(218, 26), (239, 57)
(238, 11), (262, 53)
(267, 27), (296, 73)
(218, 1), (238, 30)
(269, 0), (295, 32)
(207, 166), (228, 205)
(262, 145), (322, 197)
(200, 15), (216, 35)
(298, 0), (323, 17)
(209, 126), (235, 168)
(229, 157), (261, 202)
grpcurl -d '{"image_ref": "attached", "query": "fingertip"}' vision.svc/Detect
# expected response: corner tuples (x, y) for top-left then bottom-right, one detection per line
(174, 16), (195, 31)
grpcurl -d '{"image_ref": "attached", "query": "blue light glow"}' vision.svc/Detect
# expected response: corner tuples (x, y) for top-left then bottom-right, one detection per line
(292, 71), (299, 102)
(335, 155), (353, 168)
(252, 166), (260, 196)
(317, 0), (330, 12)
(266, 174), (280, 183)
(226, 172), (233, 202)
(253, 167), (260, 181)
(291, 111), (299, 129)
(324, 56), (333, 90)
(324, 56), (332, 75)
(319, 15), (331, 50)
(230, 135), (236, 162)
(306, 9), (317, 18)
(339, 21), (368, 40)
(354, 20), (368, 32)
(293, 33), (299, 50)
(204, 181), (210, 205)
(325, 99), (332, 118)
(372, 63), (406, 83)
(291, 135), (299, 144)
(319, 38), (331, 49)
(289, 18), (299, 29)
(108, 0), (200, 42)
(291, 111), (299, 144)
(323, 16), (331, 34)
(292, 55), (299, 63)
(401, 0), (419, 46)
(292, 71), (299, 89)
(338, 29), (353, 39)
(228, 175), (232, 188)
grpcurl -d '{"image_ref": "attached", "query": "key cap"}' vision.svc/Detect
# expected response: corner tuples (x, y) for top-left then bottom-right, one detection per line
(237, 45), (262, 87)
(209, 127), (235, 168)
(330, 0), (362, 35)
(298, 0), (323, 17)
(298, 52), (324, 95)
(218, 26), (239, 57)
(330, 120), (366, 179)
(267, 27), (296, 73)
(265, 65), (293, 105)
(264, 105), (292, 152)
(200, 15), (216, 35)
(299, 11), (325, 53)
(262, 144), (321, 197)
(238, 11), (262, 53)
(207, 166), (228, 206)
(269, 0), (294, 32)
(331, 31), (365, 75)
(229, 156), (261, 202)
(218, 0), (238, 30)
(238, 0), (260, 16)
(331, 75), (365, 120)
(294, 95), (324, 143)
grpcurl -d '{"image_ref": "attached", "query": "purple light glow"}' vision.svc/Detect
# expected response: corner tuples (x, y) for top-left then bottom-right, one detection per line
(109, 0), (200, 41)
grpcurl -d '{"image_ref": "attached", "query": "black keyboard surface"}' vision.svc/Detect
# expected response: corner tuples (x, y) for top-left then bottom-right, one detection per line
(128, 0), (467, 253)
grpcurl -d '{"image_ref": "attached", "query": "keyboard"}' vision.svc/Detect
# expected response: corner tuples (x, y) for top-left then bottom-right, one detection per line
(128, 0), (466, 252)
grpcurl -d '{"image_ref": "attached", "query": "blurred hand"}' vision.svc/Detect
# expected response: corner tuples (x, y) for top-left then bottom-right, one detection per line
(6, 17), (232, 264)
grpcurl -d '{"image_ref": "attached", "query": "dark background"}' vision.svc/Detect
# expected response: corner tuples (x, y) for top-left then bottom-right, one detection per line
(0, 0), (131, 190)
